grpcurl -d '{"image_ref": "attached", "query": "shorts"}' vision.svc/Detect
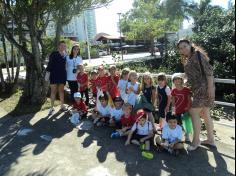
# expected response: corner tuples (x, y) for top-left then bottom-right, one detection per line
(159, 108), (166, 119)
(132, 133), (149, 142)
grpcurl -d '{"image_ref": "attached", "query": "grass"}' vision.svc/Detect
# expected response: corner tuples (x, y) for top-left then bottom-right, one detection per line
(0, 89), (60, 117)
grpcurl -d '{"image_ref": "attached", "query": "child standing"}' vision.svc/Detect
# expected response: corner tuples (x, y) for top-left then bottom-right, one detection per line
(77, 65), (89, 106)
(92, 92), (111, 126)
(171, 73), (192, 141)
(125, 110), (154, 151)
(89, 69), (98, 103)
(157, 73), (171, 129)
(126, 71), (140, 107)
(155, 113), (184, 156)
(107, 65), (120, 99)
(118, 68), (130, 101)
(109, 96), (124, 127)
(111, 103), (136, 138)
(95, 65), (108, 92)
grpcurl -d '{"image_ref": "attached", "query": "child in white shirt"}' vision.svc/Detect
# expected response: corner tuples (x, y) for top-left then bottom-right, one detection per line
(125, 110), (154, 151)
(155, 113), (184, 155)
(118, 68), (130, 102)
(126, 70), (140, 106)
(109, 96), (124, 127)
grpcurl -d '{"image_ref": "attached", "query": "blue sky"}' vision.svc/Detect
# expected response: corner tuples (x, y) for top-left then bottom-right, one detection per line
(95, 0), (232, 35)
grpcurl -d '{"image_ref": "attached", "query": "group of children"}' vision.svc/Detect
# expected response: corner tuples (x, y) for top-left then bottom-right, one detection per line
(70, 64), (192, 156)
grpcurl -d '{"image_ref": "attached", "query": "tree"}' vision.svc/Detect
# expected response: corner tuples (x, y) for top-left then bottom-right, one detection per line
(121, 0), (179, 56)
(0, 0), (112, 104)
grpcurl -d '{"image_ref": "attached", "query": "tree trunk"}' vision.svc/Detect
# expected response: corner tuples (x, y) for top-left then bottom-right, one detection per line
(1, 34), (11, 82)
(0, 64), (5, 92)
(13, 51), (21, 90)
(150, 38), (155, 57)
(54, 16), (63, 49)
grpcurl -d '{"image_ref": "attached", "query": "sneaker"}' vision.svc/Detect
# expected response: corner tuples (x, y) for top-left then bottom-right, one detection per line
(60, 105), (68, 112)
(48, 108), (55, 116)
(96, 122), (103, 127)
(93, 118), (100, 125)
(111, 132), (121, 139)
(131, 140), (140, 146)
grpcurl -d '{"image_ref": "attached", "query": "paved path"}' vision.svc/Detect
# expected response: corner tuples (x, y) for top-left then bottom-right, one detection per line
(0, 107), (235, 176)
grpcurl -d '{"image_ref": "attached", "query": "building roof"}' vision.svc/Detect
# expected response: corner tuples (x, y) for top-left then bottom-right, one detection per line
(95, 33), (125, 41)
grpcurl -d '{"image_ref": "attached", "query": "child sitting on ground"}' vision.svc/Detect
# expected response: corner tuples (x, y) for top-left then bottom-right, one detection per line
(126, 70), (140, 107)
(77, 64), (89, 106)
(70, 92), (88, 125)
(111, 103), (136, 138)
(109, 96), (124, 127)
(107, 65), (120, 99)
(92, 92), (111, 126)
(157, 73), (171, 129)
(125, 110), (154, 151)
(171, 73), (192, 142)
(155, 113), (184, 156)
(118, 68), (130, 102)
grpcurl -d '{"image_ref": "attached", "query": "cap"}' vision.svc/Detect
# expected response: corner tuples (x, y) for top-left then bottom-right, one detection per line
(74, 92), (82, 98)
(113, 96), (123, 102)
(136, 109), (147, 120)
(172, 73), (184, 82)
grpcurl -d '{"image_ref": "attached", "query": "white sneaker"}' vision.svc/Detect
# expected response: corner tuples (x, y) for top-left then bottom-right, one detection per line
(60, 105), (68, 111)
(48, 108), (55, 116)
(187, 141), (201, 151)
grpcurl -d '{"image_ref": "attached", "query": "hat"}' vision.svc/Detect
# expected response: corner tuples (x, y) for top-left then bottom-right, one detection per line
(136, 109), (147, 120)
(113, 96), (123, 102)
(172, 73), (184, 82)
(74, 92), (82, 98)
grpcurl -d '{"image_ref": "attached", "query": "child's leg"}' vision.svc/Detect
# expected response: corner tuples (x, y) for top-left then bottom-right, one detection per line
(148, 112), (157, 131)
(145, 140), (151, 151)
(155, 135), (162, 146)
(85, 88), (89, 106)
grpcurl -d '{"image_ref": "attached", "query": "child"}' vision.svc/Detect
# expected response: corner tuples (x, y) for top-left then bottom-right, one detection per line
(95, 65), (108, 92)
(126, 70), (140, 107)
(111, 103), (136, 138)
(109, 96), (124, 127)
(92, 92), (111, 126)
(77, 64), (89, 106)
(125, 110), (154, 151)
(70, 92), (88, 125)
(141, 72), (157, 131)
(118, 68), (130, 101)
(89, 69), (98, 103)
(107, 65), (120, 99)
(155, 113), (184, 156)
(171, 73), (192, 142)
(157, 73), (171, 129)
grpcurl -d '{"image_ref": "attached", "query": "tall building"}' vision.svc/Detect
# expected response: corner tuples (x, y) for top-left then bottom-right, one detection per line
(46, 9), (97, 42)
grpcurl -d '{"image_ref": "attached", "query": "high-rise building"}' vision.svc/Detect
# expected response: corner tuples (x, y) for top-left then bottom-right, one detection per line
(46, 9), (97, 42)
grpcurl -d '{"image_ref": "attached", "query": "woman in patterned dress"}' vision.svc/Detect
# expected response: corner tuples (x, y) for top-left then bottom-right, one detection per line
(177, 39), (216, 151)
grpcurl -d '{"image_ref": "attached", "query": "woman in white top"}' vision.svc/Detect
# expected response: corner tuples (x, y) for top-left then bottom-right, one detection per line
(66, 45), (83, 101)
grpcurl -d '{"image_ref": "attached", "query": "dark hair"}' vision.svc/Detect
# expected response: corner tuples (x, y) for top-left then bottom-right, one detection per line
(69, 45), (80, 59)
(157, 73), (167, 81)
(177, 39), (209, 64)
(99, 92), (109, 101)
(59, 41), (66, 45)
(166, 113), (177, 122)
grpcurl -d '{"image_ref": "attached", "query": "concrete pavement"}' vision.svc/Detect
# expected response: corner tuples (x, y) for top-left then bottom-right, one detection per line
(0, 106), (235, 176)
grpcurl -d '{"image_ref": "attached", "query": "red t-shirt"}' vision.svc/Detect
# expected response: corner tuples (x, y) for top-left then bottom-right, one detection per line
(171, 87), (191, 115)
(121, 115), (136, 128)
(95, 75), (108, 92)
(107, 75), (120, 98)
(90, 79), (97, 94)
(73, 101), (88, 113)
(77, 72), (88, 92)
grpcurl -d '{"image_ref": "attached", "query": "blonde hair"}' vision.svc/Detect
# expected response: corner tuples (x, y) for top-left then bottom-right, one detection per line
(177, 39), (210, 65)
(121, 68), (130, 79)
(123, 103), (133, 111)
(128, 70), (138, 81)
(141, 72), (154, 90)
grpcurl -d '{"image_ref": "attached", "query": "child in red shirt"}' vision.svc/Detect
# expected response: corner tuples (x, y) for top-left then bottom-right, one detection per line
(95, 65), (108, 92)
(107, 65), (120, 99)
(71, 92), (88, 118)
(89, 70), (98, 99)
(171, 73), (192, 141)
(77, 65), (89, 106)
(111, 103), (136, 138)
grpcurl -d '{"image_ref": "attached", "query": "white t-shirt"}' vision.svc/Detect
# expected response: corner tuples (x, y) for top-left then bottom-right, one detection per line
(162, 125), (183, 143)
(131, 121), (153, 136)
(127, 82), (140, 106)
(66, 56), (83, 81)
(98, 105), (111, 117)
(118, 79), (128, 102)
(110, 108), (124, 121)
(157, 85), (171, 96)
